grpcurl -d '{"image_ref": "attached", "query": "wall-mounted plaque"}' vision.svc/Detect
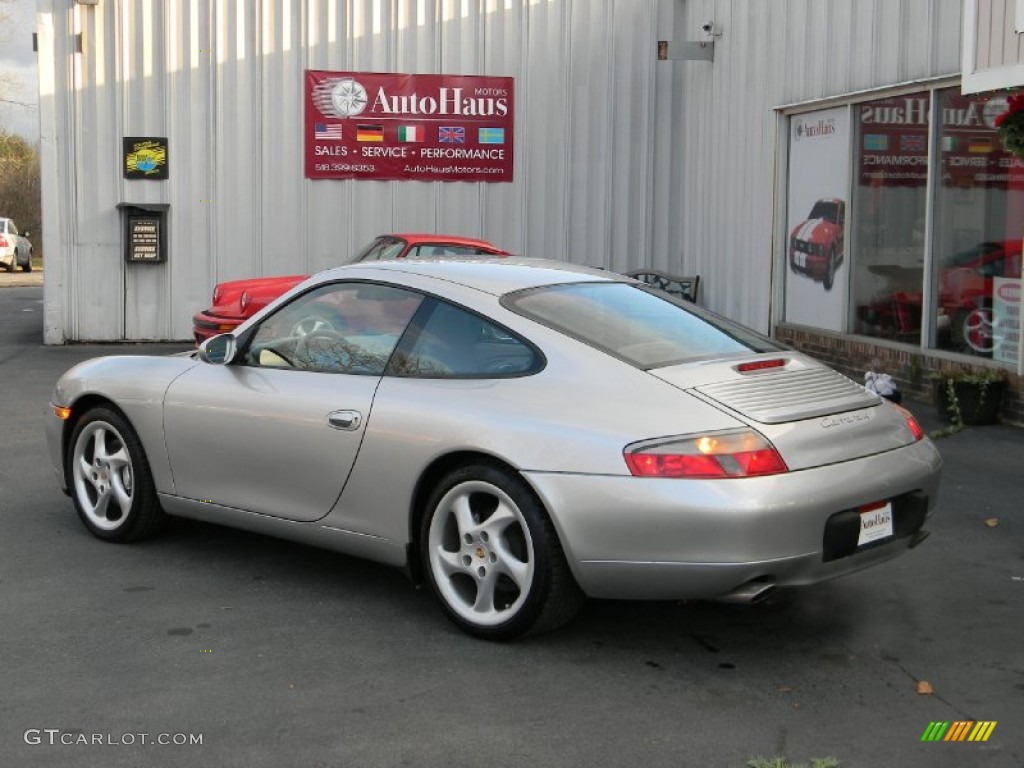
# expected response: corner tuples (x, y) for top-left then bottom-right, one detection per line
(117, 203), (169, 263)
(123, 137), (169, 180)
(128, 216), (161, 262)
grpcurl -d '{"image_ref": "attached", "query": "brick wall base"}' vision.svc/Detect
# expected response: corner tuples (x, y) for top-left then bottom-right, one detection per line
(774, 324), (1024, 427)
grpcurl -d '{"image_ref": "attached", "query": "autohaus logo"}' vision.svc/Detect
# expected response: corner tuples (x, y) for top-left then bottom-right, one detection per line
(313, 77), (509, 119)
(794, 116), (837, 141)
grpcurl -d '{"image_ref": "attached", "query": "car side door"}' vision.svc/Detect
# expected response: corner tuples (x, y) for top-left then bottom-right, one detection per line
(163, 280), (425, 522)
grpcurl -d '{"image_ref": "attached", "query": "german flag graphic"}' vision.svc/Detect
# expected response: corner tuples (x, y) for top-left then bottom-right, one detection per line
(356, 124), (384, 142)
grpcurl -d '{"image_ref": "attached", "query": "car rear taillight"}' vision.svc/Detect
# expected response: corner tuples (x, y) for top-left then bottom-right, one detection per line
(624, 429), (789, 479)
(893, 405), (924, 442)
(0, 235), (7, 248)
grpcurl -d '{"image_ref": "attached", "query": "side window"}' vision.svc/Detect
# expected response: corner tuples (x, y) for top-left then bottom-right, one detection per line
(390, 300), (539, 377)
(406, 245), (493, 258)
(355, 238), (405, 262)
(9, 222), (17, 236)
(447, 246), (492, 257)
(245, 282), (423, 374)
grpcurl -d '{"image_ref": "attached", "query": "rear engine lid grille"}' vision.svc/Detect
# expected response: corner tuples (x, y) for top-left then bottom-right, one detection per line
(695, 367), (879, 424)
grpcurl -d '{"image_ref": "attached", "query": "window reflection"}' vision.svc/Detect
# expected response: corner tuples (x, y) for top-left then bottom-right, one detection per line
(850, 91), (929, 344)
(933, 88), (1024, 361)
(246, 282), (423, 374)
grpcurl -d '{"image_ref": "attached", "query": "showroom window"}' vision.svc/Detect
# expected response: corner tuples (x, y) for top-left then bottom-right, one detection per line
(932, 88), (1023, 362)
(784, 84), (1023, 366)
(849, 91), (929, 346)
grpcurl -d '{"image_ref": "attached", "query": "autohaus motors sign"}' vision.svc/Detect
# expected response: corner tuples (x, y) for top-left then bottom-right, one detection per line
(304, 71), (514, 182)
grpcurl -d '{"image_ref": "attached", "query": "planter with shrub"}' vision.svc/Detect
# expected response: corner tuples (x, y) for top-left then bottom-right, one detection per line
(933, 369), (1008, 427)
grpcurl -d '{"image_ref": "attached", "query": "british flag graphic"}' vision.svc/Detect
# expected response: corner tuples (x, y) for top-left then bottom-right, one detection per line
(439, 126), (466, 144)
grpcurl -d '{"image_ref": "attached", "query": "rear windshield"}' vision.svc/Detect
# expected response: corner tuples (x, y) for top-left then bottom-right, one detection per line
(505, 282), (783, 369)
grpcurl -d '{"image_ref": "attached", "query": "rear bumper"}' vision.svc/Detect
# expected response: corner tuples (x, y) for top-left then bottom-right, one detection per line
(524, 438), (942, 600)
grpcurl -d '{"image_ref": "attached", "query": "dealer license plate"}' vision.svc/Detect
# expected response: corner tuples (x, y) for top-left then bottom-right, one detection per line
(857, 501), (894, 546)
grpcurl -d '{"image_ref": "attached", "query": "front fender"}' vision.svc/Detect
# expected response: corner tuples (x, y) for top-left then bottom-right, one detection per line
(52, 355), (201, 495)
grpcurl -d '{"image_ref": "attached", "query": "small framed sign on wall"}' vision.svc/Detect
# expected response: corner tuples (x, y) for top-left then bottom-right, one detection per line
(123, 137), (169, 180)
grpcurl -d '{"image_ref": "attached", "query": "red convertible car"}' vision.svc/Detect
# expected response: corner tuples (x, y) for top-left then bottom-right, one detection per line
(789, 198), (846, 291)
(192, 233), (509, 344)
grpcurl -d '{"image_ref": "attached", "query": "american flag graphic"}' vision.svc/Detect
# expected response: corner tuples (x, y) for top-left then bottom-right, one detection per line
(315, 122), (343, 140)
(439, 126), (466, 144)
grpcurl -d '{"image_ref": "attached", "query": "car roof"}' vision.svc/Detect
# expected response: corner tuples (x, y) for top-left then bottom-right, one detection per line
(388, 233), (505, 249)
(315, 257), (620, 295)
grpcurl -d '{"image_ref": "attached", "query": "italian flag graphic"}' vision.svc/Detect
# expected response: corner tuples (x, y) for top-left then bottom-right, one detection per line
(397, 126), (425, 143)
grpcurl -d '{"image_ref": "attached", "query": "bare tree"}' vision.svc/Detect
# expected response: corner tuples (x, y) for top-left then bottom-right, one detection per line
(0, 131), (41, 241)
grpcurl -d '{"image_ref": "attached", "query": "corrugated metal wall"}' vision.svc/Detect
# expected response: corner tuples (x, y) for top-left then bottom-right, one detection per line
(674, 0), (962, 332)
(974, 0), (1024, 69)
(40, 0), (683, 342)
(39, 0), (965, 342)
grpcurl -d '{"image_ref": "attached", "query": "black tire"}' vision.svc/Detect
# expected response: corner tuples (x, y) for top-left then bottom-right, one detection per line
(67, 406), (166, 542)
(823, 246), (836, 291)
(3, 259), (13, 273)
(22, 259), (32, 273)
(420, 462), (583, 640)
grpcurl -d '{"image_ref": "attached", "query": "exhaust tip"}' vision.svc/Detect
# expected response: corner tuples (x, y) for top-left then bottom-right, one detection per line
(908, 529), (930, 549)
(717, 579), (777, 605)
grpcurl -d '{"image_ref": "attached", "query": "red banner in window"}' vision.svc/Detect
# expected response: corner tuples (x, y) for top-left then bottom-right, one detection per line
(857, 92), (1024, 189)
(304, 71), (514, 182)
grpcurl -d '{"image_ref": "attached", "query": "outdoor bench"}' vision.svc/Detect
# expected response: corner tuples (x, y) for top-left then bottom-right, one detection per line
(625, 269), (700, 303)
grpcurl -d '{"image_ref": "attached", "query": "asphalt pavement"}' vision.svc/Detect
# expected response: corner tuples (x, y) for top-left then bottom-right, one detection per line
(0, 285), (1021, 768)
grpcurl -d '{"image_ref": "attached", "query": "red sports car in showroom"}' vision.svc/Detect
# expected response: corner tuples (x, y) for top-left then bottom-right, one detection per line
(789, 198), (846, 291)
(192, 233), (509, 344)
(939, 239), (1022, 354)
(856, 239), (1022, 355)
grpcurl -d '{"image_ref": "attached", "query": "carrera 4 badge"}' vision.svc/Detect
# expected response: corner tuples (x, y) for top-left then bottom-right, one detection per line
(820, 411), (872, 429)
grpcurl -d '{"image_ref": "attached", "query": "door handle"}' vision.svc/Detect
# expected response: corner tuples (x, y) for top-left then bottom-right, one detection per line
(327, 410), (361, 431)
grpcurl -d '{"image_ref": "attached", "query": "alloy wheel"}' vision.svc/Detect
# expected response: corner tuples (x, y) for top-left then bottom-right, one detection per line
(426, 479), (536, 628)
(72, 421), (136, 532)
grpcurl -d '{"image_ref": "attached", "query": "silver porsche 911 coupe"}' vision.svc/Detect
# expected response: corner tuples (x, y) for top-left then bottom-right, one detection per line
(46, 259), (942, 640)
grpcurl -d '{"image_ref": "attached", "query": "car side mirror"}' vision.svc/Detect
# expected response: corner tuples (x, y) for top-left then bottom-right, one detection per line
(24, 231), (31, 238)
(198, 333), (237, 365)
